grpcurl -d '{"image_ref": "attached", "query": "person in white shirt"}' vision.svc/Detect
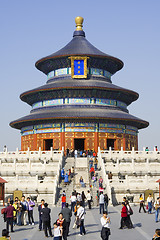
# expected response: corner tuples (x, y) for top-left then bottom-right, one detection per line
(70, 192), (77, 212)
(77, 193), (82, 202)
(86, 190), (92, 209)
(77, 202), (86, 236)
(74, 149), (77, 159)
(154, 197), (160, 222)
(100, 211), (110, 240)
(99, 192), (104, 214)
(147, 193), (153, 214)
(53, 222), (62, 240)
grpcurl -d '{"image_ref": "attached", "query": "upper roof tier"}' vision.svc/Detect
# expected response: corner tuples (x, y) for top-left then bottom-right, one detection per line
(35, 17), (123, 75)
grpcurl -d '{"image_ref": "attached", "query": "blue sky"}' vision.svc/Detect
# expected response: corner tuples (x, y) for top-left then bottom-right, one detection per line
(0, 0), (159, 150)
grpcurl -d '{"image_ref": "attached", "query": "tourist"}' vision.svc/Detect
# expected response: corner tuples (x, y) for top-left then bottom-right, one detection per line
(90, 166), (95, 178)
(99, 192), (105, 214)
(3, 145), (7, 152)
(77, 193), (82, 203)
(71, 166), (74, 178)
(145, 147), (149, 151)
(93, 151), (96, 158)
(152, 229), (160, 240)
(96, 190), (99, 206)
(13, 199), (18, 226)
(147, 193), (153, 214)
(76, 202), (86, 236)
(108, 172), (113, 180)
(38, 199), (45, 231)
(74, 149), (77, 159)
(6, 198), (11, 207)
(104, 193), (109, 213)
(64, 173), (69, 185)
(92, 174), (97, 188)
(99, 185), (104, 193)
(99, 176), (103, 188)
(56, 213), (67, 240)
(68, 169), (71, 182)
(81, 191), (86, 208)
(155, 146), (158, 151)
(61, 168), (65, 180)
(0, 229), (10, 240)
(79, 176), (85, 187)
(53, 222), (62, 240)
(125, 200), (134, 228)
(61, 194), (66, 209)
(154, 197), (160, 222)
(66, 148), (69, 157)
(62, 190), (66, 196)
(17, 200), (22, 226)
(89, 158), (93, 170)
(61, 203), (72, 236)
(5, 200), (15, 233)
(119, 202), (130, 229)
(70, 192), (77, 212)
(21, 195), (28, 225)
(94, 157), (98, 171)
(27, 197), (35, 225)
(41, 203), (53, 237)
(86, 190), (92, 209)
(139, 194), (146, 213)
(100, 211), (111, 240)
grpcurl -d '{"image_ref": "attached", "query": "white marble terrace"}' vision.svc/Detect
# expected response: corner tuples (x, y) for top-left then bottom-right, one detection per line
(98, 147), (160, 204)
(0, 147), (64, 205)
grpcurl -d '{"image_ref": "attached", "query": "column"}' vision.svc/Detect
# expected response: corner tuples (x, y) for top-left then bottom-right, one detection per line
(94, 123), (99, 154)
(60, 123), (65, 152)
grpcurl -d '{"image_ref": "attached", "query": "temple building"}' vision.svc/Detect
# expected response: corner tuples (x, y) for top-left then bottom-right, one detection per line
(10, 17), (149, 152)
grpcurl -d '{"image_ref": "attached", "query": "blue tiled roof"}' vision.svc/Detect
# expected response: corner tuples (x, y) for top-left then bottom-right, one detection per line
(35, 30), (123, 75)
(10, 108), (149, 130)
(20, 75), (138, 106)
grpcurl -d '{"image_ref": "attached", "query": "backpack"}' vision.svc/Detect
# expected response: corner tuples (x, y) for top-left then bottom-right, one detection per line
(1, 208), (5, 214)
(128, 206), (133, 215)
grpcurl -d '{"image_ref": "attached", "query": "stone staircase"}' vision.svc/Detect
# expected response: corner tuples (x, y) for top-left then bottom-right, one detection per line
(56, 157), (75, 206)
(88, 164), (104, 207)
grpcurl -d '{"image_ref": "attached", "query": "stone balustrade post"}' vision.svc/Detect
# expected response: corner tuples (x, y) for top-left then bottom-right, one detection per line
(109, 147), (112, 159)
(50, 147), (53, 160)
(131, 147), (135, 159)
(132, 159), (135, 172)
(27, 147), (30, 159)
(38, 147), (41, 159)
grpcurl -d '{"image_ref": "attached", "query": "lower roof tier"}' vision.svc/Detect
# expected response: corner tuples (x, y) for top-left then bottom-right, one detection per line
(10, 108), (149, 130)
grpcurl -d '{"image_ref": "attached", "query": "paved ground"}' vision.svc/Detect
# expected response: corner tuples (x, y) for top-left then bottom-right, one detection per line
(0, 205), (158, 240)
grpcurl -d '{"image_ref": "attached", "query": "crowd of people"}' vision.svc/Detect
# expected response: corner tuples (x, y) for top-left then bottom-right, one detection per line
(61, 166), (74, 185)
(1, 192), (160, 239)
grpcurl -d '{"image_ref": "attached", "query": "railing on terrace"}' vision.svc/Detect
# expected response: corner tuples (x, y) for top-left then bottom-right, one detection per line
(101, 147), (160, 160)
(0, 147), (63, 160)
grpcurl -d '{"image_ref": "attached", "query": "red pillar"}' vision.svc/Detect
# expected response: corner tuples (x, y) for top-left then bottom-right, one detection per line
(94, 132), (98, 154)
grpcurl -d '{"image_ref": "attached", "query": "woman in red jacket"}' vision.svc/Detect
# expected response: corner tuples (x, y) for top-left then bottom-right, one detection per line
(119, 202), (130, 229)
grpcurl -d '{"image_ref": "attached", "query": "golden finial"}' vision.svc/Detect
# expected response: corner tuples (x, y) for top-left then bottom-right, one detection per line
(75, 16), (84, 31)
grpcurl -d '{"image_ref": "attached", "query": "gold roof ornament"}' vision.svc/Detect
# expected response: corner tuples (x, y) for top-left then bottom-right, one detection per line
(75, 16), (84, 31)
